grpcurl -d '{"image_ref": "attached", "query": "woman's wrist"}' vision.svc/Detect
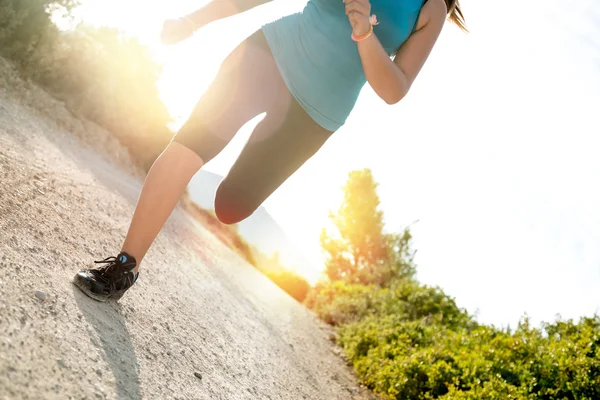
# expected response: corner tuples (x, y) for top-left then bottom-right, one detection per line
(352, 21), (371, 37)
(351, 15), (378, 42)
(352, 24), (373, 41)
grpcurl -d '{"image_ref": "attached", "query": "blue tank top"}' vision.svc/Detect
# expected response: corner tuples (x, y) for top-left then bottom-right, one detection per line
(262, 0), (424, 131)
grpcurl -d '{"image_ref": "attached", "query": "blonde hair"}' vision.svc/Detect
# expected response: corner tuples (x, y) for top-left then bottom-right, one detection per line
(444, 0), (468, 32)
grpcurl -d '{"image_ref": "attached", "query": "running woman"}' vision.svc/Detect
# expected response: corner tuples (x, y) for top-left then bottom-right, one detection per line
(73, 0), (466, 301)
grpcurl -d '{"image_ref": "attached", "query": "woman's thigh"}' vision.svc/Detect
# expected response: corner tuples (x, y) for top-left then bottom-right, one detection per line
(172, 30), (288, 163)
(214, 95), (334, 225)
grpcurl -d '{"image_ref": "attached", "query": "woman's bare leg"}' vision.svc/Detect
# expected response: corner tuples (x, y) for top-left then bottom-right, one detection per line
(121, 142), (203, 270)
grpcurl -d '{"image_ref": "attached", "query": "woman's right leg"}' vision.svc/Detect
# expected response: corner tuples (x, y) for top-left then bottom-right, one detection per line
(121, 142), (204, 269)
(73, 143), (206, 301)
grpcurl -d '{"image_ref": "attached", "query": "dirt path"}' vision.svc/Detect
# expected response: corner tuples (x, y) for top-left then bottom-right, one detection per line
(0, 58), (376, 400)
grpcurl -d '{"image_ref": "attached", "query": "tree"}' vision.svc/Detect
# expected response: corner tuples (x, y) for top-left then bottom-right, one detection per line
(53, 25), (172, 169)
(362, 228), (416, 287)
(321, 169), (415, 286)
(0, 0), (78, 62)
(0, 1), (172, 170)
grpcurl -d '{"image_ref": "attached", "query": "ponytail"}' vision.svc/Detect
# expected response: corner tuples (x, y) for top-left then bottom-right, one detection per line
(444, 0), (468, 32)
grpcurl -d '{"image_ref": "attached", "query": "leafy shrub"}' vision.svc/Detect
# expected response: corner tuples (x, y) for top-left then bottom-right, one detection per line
(305, 280), (472, 328)
(304, 281), (379, 325)
(309, 168), (600, 399)
(337, 315), (600, 399)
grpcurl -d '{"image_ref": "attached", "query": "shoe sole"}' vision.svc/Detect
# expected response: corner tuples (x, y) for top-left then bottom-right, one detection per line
(72, 275), (125, 302)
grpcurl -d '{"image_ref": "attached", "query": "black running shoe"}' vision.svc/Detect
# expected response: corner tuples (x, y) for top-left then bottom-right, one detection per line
(73, 252), (139, 302)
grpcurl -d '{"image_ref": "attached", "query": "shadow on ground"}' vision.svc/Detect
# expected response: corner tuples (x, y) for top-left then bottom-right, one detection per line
(73, 286), (142, 400)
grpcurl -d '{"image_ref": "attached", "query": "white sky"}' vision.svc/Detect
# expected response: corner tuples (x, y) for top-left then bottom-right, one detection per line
(75, 0), (600, 328)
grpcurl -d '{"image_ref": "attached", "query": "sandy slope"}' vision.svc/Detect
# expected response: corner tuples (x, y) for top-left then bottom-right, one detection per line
(0, 58), (377, 400)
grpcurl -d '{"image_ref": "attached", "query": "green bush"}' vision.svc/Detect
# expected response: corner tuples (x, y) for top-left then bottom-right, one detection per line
(309, 168), (600, 399)
(304, 281), (379, 325)
(337, 314), (600, 399)
(304, 280), (472, 328)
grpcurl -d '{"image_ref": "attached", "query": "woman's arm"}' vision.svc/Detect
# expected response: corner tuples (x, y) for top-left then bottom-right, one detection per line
(345, 0), (446, 104)
(186, 0), (273, 29)
(161, 0), (273, 44)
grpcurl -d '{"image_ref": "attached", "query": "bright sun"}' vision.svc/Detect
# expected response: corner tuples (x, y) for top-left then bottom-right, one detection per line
(71, 0), (303, 129)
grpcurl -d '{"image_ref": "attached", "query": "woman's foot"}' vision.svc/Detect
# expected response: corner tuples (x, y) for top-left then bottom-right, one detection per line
(73, 252), (138, 302)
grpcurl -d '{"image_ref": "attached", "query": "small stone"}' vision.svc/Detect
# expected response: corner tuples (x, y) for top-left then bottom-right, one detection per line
(193, 372), (202, 380)
(34, 291), (47, 301)
(95, 369), (102, 377)
(57, 359), (67, 368)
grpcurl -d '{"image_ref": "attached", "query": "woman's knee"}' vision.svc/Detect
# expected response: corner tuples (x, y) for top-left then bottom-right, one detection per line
(214, 181), (257, 225)
(156, 141), (204, 172)
(171, 123), (227, 165)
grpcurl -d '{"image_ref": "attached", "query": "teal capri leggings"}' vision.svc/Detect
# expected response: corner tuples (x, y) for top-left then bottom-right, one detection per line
(173, 30), (334, 224)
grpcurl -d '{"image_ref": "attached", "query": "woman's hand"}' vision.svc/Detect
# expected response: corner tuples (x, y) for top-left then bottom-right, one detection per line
(160, 0), (274, 46)
(160, 18), (196, 45)
(344, 0), (372, 37)
(355, 0), (447, 104)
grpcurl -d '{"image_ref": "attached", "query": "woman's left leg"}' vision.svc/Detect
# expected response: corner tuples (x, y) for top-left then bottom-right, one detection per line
(214, 90), (334, 225)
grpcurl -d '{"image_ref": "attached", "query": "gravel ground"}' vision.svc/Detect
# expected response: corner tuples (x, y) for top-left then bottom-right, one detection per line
(0, 57), (378, 400)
